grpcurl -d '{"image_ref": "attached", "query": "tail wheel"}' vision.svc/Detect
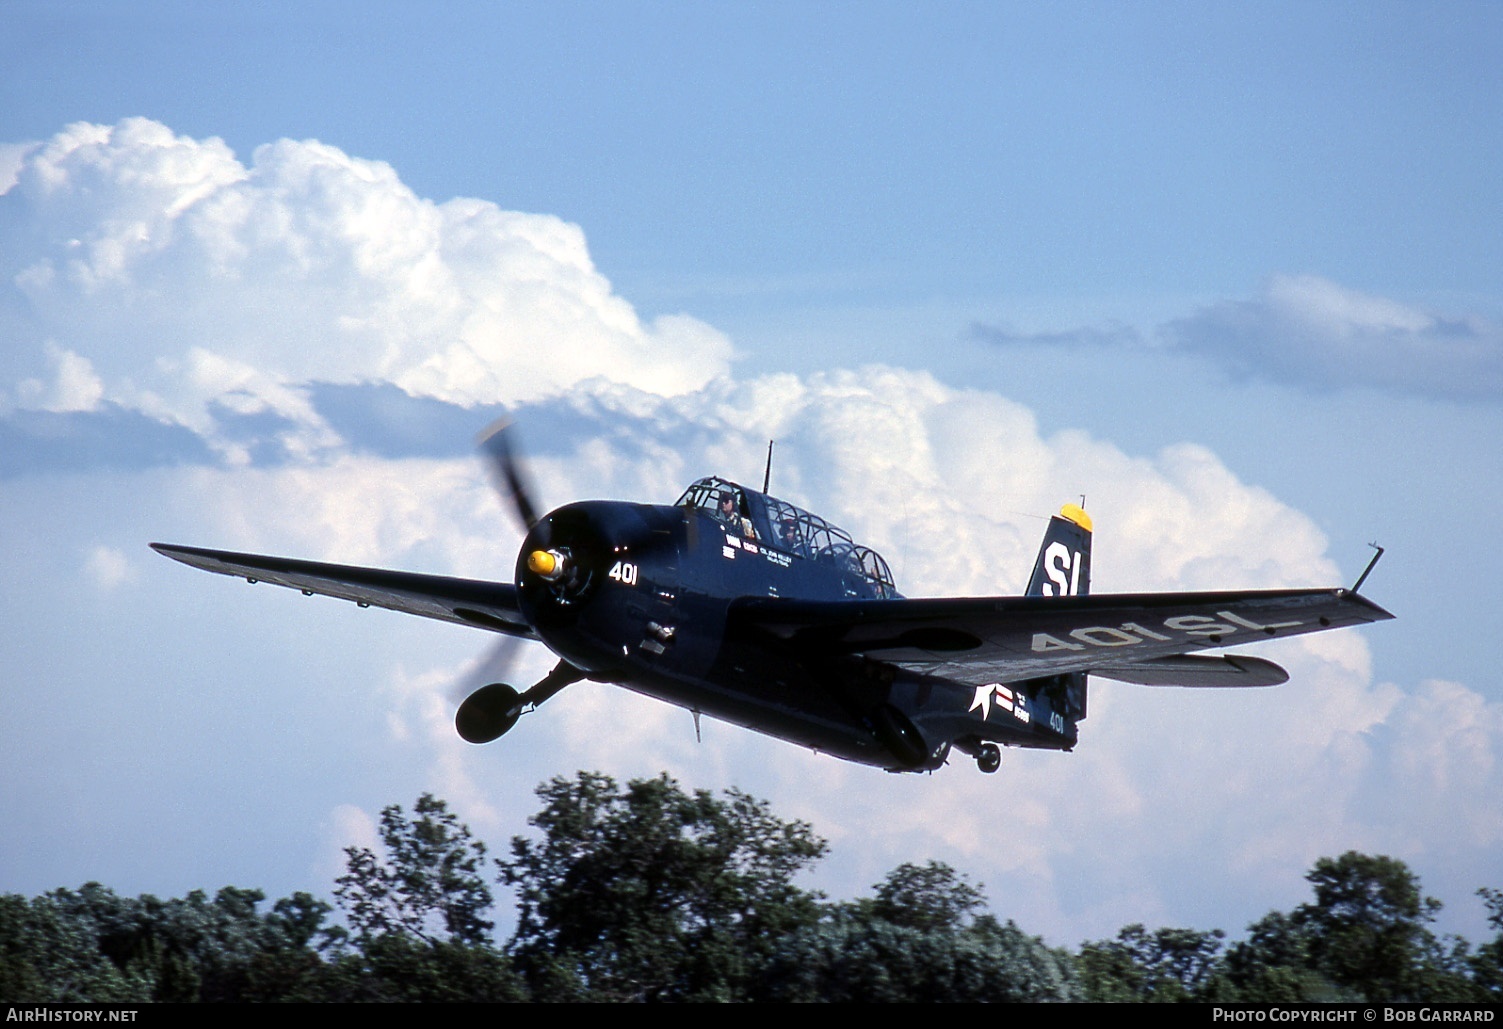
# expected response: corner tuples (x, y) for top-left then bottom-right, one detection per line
(977, 742), (1002, 774)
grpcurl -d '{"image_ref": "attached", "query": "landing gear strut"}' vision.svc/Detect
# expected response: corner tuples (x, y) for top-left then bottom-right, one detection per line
(455, 659), (583, 744)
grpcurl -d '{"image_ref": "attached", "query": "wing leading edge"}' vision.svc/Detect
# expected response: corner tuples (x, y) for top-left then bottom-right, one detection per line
(729, 588), (1392, 688)
(150, 544), (534, 639)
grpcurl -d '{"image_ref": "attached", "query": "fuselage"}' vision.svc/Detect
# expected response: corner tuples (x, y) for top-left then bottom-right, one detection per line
(513, 479), (1079, 770)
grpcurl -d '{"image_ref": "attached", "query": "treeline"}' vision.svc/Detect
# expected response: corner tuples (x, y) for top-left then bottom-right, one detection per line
(3, 772), (1500, 1002)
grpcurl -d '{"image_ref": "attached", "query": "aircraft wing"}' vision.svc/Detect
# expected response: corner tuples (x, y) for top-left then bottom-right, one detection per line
(728, 588), (1391, 688)
(151, 543), (535, 639)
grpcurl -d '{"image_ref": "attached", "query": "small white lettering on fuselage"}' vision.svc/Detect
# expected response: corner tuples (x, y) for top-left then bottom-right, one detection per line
(721, 531), (792, 568)
(969, 682), (1029, 724)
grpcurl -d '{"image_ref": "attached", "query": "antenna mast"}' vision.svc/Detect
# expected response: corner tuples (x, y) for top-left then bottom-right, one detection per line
(762, 440), (775, 494)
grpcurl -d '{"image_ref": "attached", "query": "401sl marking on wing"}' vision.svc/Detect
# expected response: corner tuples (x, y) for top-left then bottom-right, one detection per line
(1031, 611), (1307, 653)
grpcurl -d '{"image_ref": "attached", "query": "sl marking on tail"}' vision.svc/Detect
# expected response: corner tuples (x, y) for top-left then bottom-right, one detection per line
(1041, 542), (1083, 597)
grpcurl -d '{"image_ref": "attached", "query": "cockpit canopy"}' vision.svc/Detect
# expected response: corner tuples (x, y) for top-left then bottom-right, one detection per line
(675, 476), (900, 599)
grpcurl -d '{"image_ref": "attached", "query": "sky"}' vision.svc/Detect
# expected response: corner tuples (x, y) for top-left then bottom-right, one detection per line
(3, 1), (1501, 949)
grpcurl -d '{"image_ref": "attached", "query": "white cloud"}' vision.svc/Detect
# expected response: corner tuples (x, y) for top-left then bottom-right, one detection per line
(1, 118), (734, 454)
(972, 274), (1503, 405)
(0, 142), (34, 194)
(13, 342), (105, 413)
(84, 544), (135, 590)
(1163, 274), (1503, 402)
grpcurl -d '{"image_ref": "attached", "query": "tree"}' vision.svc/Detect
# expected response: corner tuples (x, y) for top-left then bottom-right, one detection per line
(1292, 851), (1469, 1001)
(762, 907), (1081, 1002)
(1466, 888), (1503, 999)
(1211, 852), (1479, 1003)
(317, 934), (527, 1002)
(1211, 910), (1354, 1003)
(1078, 923), (1226, 1002)
(334, 793), (494, 947)
(870, 860), (986, 933)
(759, 860), (1078, 1002)
(499, 771), (828, 1001)
(5, 883), (337, 1002)
(0, 890), (149, 1003)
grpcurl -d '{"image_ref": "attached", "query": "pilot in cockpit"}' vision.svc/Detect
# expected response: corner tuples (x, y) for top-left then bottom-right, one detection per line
(778, 517), (809, 558)
(716, 490), (756, 539)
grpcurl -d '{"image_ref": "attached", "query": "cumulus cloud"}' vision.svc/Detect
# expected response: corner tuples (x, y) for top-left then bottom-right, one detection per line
(13, 342), (105, 413)
(0, 118), (733, 459)
(0, 142), (34, 193)
(1163, 274), (1503, 402)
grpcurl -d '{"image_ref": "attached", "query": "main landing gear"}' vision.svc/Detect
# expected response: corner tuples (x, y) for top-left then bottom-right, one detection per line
(954, 737), (1003, 774)
(455, 659), (584, 744)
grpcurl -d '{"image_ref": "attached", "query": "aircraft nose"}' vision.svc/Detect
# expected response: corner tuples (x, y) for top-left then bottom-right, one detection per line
(515, 500), (678, 633)
(515, 504), (610, 625)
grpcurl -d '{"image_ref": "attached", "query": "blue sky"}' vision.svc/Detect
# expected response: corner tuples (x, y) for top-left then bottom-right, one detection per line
(3, 2), (1501, 947)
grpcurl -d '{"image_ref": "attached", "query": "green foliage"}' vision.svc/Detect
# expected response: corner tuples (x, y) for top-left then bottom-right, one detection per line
(1291, 851), (1475, 1002)
(1210, 910), (1355, 1003)
(1471, 888), (1503, 998)
(763, 907), (1081, 1002)
(7, 781), (1502, 1004)
(0, 882), (337, 1002)
(0, 891), (149, 1003)
(1207, 853), (1483, 1003)
(334, 792), (494, 947)
(759, 859), (1082, 1002)
(318, 934), (527, 1002)
(498, 771), (827, 1001)
(1079, 923), (1226, 1001)
(1091, 853), (1489, 1004)
(870, 860), (987, 933)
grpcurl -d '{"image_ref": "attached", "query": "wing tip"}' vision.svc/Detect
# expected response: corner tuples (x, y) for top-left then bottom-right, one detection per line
(1338, 587), (1396, 622)
(150, 542), (206, 564)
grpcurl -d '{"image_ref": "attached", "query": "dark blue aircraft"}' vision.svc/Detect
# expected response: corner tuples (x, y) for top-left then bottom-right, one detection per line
(153, 428), (1392, 774)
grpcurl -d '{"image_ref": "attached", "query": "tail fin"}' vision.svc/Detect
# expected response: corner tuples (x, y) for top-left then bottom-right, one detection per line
(1024, 503), (1095, 732)
(1025, 503), (1092, 597)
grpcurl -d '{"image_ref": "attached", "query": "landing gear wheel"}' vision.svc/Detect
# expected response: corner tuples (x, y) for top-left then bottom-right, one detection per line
(976, 742), (1002, 774)
(455, 682), (521, 744)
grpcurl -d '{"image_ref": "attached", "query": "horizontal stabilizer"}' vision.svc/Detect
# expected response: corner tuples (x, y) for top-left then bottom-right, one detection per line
(1090, 653), (1289, 688)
